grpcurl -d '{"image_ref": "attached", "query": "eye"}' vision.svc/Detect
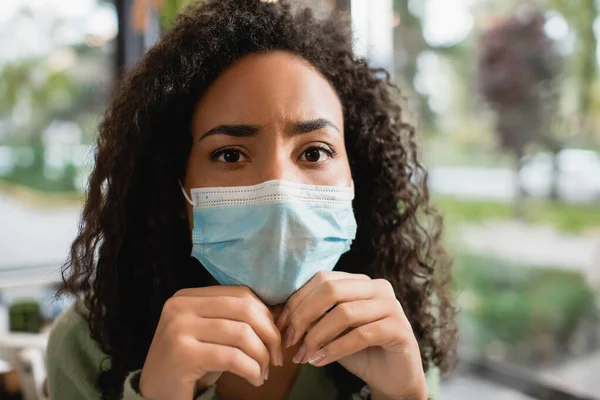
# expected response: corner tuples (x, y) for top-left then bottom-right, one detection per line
(300, 145), (335, 163)
(211, 148), (248, 163)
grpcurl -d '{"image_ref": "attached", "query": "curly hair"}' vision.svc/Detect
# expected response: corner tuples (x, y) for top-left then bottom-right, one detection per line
(59, 1), (456, 399)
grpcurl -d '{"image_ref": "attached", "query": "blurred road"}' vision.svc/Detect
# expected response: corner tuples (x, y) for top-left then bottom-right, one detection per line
(0, 194), (78, 286)
(429, 166), (599, 203)
(430, 167), (518, 201)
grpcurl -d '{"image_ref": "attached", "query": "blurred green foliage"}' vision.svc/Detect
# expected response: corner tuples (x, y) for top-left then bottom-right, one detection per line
(9, 299), (42, 333)
(159, 0), (201, 30)
(455, 252), (597, 361)
(2, 163), (78, 193)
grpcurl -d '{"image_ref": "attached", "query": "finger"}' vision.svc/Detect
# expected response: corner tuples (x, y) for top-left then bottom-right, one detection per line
(199, 297), (283, 367)
(197, 319), (271, 378)
(164, 315), (271, 379)
(284, 278), (394, 348)
(175, 286), (272, 320)
(276, 271), (370, 330)
(164, 295), (282, 366)
(297, 298), (400, 363)
(305, 317), (408, 367)
(195, 341), (264, 387)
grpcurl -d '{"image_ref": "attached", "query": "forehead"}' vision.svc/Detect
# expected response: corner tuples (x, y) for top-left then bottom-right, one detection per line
(193, 51), (343, 128)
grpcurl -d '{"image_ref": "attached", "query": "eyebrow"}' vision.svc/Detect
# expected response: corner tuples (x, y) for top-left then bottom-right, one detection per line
(292, 118), (340, 135)
(199, 118), (340, 141)
(199, 124), (259, 141)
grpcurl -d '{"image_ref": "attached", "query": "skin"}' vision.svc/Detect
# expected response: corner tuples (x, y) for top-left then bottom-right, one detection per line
(139, 51), (428, 400)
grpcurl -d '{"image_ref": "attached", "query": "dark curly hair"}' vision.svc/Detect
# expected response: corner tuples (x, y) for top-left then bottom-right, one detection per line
(60, 1), (456, 399)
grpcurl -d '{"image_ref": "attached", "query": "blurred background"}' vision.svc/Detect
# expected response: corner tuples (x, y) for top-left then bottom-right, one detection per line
(0, 0), (599, 399)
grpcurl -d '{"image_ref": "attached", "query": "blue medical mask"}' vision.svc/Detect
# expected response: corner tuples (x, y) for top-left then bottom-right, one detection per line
(182, 180), (357, 305)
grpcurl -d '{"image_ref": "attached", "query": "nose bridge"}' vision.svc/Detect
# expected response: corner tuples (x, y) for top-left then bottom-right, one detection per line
(259, 128), (300, 184)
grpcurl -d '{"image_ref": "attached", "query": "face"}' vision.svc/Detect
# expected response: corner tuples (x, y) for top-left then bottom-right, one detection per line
(184, 51), (351, 205)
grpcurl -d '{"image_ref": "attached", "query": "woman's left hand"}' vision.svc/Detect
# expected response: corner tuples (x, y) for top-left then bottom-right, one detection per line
(275, 271), (428, 400)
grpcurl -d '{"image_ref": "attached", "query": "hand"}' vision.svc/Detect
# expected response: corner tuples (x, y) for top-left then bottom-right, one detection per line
(275, 271), (428, 400)
(139, 286), (283, 400)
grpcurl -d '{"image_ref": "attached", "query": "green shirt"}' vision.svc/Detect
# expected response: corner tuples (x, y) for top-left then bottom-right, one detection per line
(46, 301), (439, 400)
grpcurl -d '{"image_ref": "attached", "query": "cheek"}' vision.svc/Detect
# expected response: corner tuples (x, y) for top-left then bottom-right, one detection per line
(333, 151), (353, 187)
(185, 149), (207, 187)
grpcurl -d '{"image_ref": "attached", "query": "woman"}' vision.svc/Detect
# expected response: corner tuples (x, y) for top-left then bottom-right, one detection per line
(47, 1), (456, 399)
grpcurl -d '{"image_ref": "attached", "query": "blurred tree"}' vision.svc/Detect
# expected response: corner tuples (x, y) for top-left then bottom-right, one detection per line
(132, 0), (202, 32)
(477, 0), (599, 144)
(546, 0), (598, 141)
(0, 59), (78, 185)
(0, 0), (114, 193)
(133, 0), (336, 35)
(393, 0), (469, 132)
(159, 0), (197, 29)
(393, 0), (434, 128)
(478, 8), (561, 215)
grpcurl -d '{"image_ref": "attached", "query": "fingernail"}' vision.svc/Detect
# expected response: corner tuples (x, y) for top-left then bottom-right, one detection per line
(276, 307), (290, 330)
(283, 326), (295, 348)
(277, 348), (284, 366)
(292, 344), (306, 364)
(264, 366), (269, 381)
(308, 349), (327, 366)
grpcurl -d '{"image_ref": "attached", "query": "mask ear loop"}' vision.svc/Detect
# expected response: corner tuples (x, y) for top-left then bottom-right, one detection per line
(179, 181), (194, 206)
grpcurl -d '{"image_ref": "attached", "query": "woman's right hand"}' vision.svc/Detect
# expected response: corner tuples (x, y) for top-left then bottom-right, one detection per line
(138, 286), (283, 400)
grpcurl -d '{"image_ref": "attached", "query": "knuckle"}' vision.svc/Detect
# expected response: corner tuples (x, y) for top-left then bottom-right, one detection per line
(164, 315), (186, 338)
(263, 325), (280, 346)
(258, 348), (270, 366)
(161, 297), (183, 318)
(321, 280), (339, 298)
(314, 270), (329, 283)
(172, 335), (194, 357)
(338, 303), (355, 321)
(237, 322), (255, 342)
(224, 348), (244, 369)
(238, 296), (262, 317)
(375, 279), (395, 296)
(356, 325), (374, 344)
(240, 302), (261, 323)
